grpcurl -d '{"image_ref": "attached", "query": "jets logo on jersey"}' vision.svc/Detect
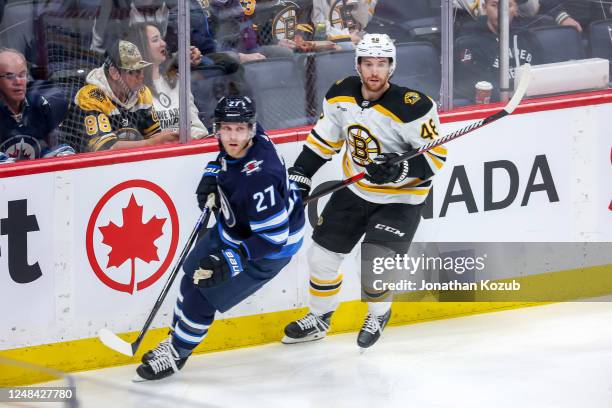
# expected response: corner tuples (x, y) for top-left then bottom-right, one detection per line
(0, 135), (43, 160)
(404, 92), (421, 105)
(241, 159), (263, 175)
(347, 125), (381, 167)
(218, 186), (236, 227)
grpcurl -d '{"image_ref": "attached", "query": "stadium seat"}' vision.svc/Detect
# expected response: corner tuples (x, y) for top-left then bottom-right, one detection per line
(589, 19), (612, 76)
(242, 58), (308, 131)
(309, 43), (441, 115)
(191, 69), (247, 131)
(393, 42), (441, 100)
(308, 49), (356, 114)
(528, 26), (586, 64)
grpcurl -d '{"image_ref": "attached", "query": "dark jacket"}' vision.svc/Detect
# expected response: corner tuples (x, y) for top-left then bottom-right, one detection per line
(0, 87), (67, 160)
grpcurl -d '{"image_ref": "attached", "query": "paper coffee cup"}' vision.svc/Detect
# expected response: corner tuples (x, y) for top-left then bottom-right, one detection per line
(475, 81), (493, 104)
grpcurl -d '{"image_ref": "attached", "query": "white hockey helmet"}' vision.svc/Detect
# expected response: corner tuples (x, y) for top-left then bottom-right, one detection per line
(354, 33), (396, 76)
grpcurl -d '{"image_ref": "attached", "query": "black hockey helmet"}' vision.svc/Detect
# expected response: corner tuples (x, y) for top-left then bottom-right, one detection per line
(213, 95), (256, 126)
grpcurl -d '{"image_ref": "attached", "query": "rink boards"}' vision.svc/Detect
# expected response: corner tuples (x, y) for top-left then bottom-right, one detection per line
(1, 91), (611, 385)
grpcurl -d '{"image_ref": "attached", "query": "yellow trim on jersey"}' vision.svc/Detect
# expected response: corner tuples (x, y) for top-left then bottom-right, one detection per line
(307, 134), (336, 156)
(343, 155), (430, 195)
(310, 287), (342, 297)
(321, 136), (344, 149)
(327, 96), (357, 105)
(138, 87), (155, 105)
(142, 122), (160, 137)
(310, 274), (344, 285)
(373, 105), (402, 123)
(431, 145), (448, 155)
(89, 134), (117, 152)
(297, 23), (313, 33)
(425, 152), (445, 169)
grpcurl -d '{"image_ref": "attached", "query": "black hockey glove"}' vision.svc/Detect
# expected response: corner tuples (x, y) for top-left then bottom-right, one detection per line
(193, 247), (246, 288)
(364, 153), (410, 185)
(288, 165), (312, 200)
(196, 161), (221, 210)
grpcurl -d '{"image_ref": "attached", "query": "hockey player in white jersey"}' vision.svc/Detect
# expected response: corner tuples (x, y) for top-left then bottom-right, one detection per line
(282, 33), (447, 348)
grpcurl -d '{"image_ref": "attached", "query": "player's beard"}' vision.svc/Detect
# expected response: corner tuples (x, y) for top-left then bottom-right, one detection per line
(362, 74), (390, 94)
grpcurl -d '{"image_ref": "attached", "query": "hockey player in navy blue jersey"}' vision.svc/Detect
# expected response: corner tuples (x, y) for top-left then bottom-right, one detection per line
(135, 95), (305, 381)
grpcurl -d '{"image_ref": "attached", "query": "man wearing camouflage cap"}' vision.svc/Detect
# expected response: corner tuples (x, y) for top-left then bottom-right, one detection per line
(68, 39), (178, 152)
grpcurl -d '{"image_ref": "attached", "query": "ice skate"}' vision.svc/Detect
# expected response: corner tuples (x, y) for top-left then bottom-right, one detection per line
(357, 309), (391, 349)
(282, 311), (333, 344)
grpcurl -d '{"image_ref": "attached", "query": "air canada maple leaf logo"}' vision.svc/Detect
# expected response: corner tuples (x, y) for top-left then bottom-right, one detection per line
(99, 194), (166, 293)
(86, 180), (179, 294)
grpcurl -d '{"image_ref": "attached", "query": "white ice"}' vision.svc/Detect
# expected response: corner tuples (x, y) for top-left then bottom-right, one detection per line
(14, 302), (612, 408)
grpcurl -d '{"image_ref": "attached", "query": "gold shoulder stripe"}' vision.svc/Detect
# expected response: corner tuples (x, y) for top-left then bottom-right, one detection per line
(139, 87), (155, 104)
(327, 96), (356, 105)
(373, 105), (402, 123)
(76, 85), (116, 115)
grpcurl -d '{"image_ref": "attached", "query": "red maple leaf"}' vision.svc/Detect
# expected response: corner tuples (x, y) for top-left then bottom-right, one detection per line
(99, 194), (166, 294)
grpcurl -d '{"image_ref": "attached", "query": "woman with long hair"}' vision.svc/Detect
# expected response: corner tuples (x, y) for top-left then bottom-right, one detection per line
(129, 23), (209, 139)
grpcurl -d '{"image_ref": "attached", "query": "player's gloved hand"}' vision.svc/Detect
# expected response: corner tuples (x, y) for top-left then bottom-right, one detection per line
(193, 247), (246, 288)
(364, 153), (410, 185)
(196, 161), (221, 210)
(288, 166), (312, 200)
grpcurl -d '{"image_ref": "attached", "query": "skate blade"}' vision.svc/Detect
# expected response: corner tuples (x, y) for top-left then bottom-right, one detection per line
(281, 333), (326, 344)
(132, 373), (149, 383)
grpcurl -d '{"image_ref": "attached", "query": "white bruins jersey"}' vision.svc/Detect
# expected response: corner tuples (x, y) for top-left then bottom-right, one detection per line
(307, 76), (447, 205)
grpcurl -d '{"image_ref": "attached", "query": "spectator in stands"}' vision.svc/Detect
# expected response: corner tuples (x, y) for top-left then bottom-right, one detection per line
(129, 23), (209, 138)
(208, 0), (293, 62)
(90, 0), (170, 53)
(166, 0), (217, 58)
(0, 48), (72, 161)
(539, 0), (612, 34)
(69, 40), (178, 152)
(285, 0), (370, 53)
(454, 0), (539, 103)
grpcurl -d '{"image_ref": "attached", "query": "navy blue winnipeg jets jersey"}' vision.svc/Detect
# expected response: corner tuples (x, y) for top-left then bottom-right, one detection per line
(215, 131), (305, 260)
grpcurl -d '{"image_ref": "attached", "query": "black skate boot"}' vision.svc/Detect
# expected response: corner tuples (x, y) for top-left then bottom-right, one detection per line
(134, 340), (188, 382)
(357, 309), (391, 349)
(141, 332), (172, 364)
(282, 311), (333, 344)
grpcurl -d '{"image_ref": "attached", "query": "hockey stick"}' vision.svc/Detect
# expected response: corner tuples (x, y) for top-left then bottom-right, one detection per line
(98, 194), (216, 357)
(304, 65), (532, 205)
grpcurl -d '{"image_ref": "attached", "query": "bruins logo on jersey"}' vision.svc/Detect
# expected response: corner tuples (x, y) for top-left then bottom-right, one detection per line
(88, 88), (107, 103)
(271, 4), (298, 40)
(329, 0), (358, 30)
(404, 92), (421, 105)
(347, 124), (381, 167)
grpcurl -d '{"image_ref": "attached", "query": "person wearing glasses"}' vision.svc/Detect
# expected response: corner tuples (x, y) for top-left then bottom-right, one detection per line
(68, 39), (178, 152)
(0, 48), (71, 161)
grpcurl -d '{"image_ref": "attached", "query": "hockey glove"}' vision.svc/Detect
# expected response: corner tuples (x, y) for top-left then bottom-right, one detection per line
(364, 153), (410, 185)
(196, 161), (221, 210)
(288, 165), (312, 200)
(193, 247), (246, 288)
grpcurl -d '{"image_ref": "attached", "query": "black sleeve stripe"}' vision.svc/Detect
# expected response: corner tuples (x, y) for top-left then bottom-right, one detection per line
(428, 152), (447, 162)
(311, 129), (341, 152)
